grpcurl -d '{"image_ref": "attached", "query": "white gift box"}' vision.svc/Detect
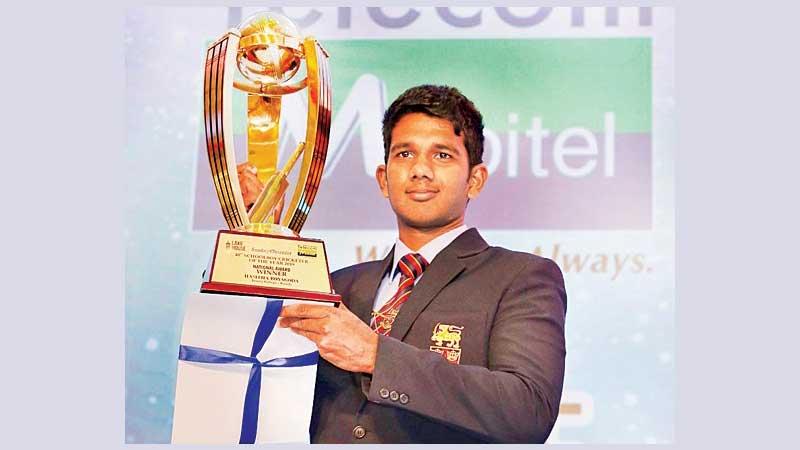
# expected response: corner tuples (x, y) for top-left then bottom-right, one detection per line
(171, 292), (330, 444)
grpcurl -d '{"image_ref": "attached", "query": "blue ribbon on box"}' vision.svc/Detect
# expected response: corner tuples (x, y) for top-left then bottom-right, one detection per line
(178, 299), (319, 444)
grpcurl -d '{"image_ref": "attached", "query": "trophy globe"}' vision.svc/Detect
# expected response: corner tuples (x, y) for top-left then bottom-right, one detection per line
(236, 12), (303, 86)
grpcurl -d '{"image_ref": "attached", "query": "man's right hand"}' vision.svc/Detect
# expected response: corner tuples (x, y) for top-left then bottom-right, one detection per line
(237, 162), (264, 209)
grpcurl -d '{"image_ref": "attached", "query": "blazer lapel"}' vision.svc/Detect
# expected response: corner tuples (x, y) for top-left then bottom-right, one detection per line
(348, 246), (395, 325)
(388, 228), (489, 341)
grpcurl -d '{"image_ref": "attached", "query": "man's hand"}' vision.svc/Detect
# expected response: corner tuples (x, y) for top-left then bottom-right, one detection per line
(279, 302), (379, 374)
(237, 162), (264, 209)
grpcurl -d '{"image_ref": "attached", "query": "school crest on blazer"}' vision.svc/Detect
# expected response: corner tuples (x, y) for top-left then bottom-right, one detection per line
(429, 322), (464, 364)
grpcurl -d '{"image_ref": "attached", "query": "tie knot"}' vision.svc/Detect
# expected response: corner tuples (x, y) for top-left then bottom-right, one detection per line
(397, 253), (428, 280)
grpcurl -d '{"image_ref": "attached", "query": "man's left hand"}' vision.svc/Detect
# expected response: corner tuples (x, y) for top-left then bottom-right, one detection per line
(278, 302), (379, 374)
(237, 162), (264, 209)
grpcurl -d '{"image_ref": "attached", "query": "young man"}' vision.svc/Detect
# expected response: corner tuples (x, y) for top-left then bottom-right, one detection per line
(278, 85), (567, 443)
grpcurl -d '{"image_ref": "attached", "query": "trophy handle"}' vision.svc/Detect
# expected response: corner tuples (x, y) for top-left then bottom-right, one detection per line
(204, 29), (251, 231)
(280, 38), (332, 234)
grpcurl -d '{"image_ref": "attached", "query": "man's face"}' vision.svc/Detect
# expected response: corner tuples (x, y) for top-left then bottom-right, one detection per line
(376, 112), (487, 231)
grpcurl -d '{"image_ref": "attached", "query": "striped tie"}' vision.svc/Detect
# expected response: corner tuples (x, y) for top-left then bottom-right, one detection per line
(371, 253), (429, 335)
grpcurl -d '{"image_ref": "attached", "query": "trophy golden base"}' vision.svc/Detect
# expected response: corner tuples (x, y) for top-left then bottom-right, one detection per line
(201, 229), (341, 305)
(200, 281), (340, 304)
(237, 222), (297, 237)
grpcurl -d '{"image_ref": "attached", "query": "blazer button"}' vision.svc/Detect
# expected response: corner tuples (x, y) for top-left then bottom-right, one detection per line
(399, 393), (409, 404)
(352, 425), (366, 439)
(379, 387), (390, 399)
(389, 390), (399, 401)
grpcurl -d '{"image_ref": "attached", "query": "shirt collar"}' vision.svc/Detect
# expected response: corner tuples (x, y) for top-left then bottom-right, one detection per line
(390, 225), (469, 279)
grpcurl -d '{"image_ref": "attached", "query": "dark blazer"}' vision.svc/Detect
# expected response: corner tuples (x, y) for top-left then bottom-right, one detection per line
(310, 228), (567, 443)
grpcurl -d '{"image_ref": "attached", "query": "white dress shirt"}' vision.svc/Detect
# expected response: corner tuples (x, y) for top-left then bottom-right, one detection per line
(372, 225), (469, 312)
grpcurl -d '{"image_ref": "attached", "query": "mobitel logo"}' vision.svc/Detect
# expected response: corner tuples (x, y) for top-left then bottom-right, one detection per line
(192, 39), (652, 230)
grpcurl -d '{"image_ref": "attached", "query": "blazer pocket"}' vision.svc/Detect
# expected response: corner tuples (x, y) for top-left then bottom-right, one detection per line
(411, 310), (489, 367)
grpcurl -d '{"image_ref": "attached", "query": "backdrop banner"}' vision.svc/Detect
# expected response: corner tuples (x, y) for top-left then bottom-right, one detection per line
(125, 6), (675, 444)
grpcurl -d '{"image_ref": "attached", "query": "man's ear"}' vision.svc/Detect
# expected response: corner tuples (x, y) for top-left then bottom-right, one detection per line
(467, 163), (489, 200)
(375, 164), (389, 198)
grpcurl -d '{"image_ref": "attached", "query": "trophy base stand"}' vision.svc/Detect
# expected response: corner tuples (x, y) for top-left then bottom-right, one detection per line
(201, 281), (340, 304)
(172, 291), (327, 443)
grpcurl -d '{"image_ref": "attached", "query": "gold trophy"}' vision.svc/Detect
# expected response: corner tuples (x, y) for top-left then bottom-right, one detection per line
(200, 12), (338, 304)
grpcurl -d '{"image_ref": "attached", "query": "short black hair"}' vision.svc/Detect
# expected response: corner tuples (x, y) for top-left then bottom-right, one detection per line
(382, 85), (484, 166)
